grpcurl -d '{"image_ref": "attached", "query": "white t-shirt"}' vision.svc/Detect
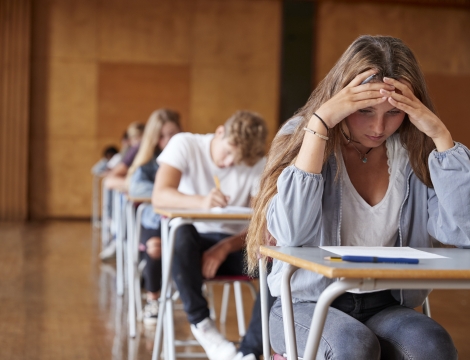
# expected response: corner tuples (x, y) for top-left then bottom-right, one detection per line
(340, 133), (409, 293)
(157, 132), (266, 234)
(340, 133), (408, 248)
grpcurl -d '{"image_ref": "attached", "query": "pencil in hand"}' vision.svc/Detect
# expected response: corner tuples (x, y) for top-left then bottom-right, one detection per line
(213, 175), (220, 190)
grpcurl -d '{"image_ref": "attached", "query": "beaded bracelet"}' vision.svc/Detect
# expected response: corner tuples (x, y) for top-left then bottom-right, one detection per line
(303, 127), (329, 141)
(313, 113), (329, 132)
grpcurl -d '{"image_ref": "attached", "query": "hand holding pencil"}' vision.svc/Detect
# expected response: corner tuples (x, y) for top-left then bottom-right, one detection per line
(201, 175), (230, 209)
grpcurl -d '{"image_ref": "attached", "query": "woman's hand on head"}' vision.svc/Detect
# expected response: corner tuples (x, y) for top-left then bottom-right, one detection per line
(381, 77), (454, 152)
(315, 69), (394, 128)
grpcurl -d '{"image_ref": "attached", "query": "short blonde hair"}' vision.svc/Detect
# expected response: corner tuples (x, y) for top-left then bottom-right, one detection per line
(224, 110), (268, 166)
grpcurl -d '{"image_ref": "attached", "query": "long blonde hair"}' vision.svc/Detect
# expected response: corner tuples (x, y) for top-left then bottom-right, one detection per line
(126, 109), (181, 181)
(246, 35), (436, 274)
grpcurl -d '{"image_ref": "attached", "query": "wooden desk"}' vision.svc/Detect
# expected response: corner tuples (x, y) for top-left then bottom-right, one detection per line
(152, 207), (252, 360)
(259, 246), (470, 360)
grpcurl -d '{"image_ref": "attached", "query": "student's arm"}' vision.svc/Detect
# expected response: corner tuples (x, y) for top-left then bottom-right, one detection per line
(104, 172), (127, 191)
(107, 162), (128, 177)
(201, 231), (247, 279)
(382, 77), (454, 152)
(296, 69), (392, 173)
(128, 166), (154, 198)
(426, 143), (470, 247)
(152, 163), (229, 209)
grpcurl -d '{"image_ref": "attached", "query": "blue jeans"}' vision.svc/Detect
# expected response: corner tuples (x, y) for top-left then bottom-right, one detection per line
(270, 290), (457, 360)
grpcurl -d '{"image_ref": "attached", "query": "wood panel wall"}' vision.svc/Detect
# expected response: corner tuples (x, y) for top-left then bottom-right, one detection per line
(315, 2), (470, 144)
(27, 0), (469, 219)
(0, 0), (31, 221)
(29, 0), (282, 219)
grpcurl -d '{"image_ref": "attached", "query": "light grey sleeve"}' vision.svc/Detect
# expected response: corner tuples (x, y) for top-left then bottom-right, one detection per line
(278, 116), (303, 136)
(141, 204), (161, 230)
(267, 165), (324, 247)
(427, 142), (470, 248)
(129, 167), (154, 198)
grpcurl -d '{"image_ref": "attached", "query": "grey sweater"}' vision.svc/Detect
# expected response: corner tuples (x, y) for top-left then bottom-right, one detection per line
(267, 142), (470, 308)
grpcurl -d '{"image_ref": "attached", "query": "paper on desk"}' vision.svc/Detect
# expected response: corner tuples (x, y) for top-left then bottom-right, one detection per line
(319, 246), (448, 259)
(210, 206), (252, 214)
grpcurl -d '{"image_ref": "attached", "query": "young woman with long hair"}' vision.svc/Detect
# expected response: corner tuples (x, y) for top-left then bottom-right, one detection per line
(127, 108), (181, 325)
(246, 35), (470, 359)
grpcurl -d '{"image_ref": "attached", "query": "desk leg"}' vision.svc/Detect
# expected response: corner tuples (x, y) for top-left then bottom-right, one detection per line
(126, 201), (136, 337)
(101, 182), (110, 248)
(153, 217), (169, 360)
(259, 258), (271, 360)
(281, 264), (299, 360)
(152, 217), (193, 360)
(302, 279), (362, 360)
(134, 204), (146, 321)
(114, 191), (124, 296)
(165, 286), (176, 360)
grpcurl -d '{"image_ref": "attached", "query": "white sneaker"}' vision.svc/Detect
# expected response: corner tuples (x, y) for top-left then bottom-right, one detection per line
(99, 241), (116, 260)
(191, 318), (237, 360)
(143, 299), (159, 326)
(232, 353), (256, 360)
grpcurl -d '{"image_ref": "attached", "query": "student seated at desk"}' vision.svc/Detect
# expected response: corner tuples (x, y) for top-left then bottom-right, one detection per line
(127, 108), (181, 325)
(104, 121), (145, 191)
(153, 111), (273, 360)
(91, 145), (118, 175)
(100, 122), (145, 260)
(246, 35), (470, 360)
(105, 131), (131, 171)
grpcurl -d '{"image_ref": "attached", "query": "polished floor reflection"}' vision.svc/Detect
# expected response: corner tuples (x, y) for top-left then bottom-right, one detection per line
(0, 221), (252, 360)
(0, 220), (469, 359)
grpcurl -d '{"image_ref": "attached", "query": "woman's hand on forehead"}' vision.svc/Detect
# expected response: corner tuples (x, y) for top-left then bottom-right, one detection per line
(314, 70), (395, 128)
(381, 77), (454, 152)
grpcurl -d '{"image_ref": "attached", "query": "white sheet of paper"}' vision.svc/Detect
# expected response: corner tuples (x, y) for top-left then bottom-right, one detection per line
(319, 246), (448, 259)
(210, 206), (252, 214)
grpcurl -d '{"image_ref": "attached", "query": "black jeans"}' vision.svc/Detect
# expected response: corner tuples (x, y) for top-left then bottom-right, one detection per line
(238, 264), (275, 360)
(140, 226), (162, 293)
(172, 224), (275, 360)
(172, 224), (245, 324)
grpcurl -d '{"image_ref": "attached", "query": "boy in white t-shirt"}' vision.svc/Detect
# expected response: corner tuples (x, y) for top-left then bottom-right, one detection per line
(153, 111), (270, 360)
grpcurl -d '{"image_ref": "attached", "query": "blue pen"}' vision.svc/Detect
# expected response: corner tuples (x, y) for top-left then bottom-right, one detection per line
(325, 256), (419, 264)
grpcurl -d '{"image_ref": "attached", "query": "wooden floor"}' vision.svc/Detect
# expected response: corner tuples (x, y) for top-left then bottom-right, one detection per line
(0, 220), (469, 360)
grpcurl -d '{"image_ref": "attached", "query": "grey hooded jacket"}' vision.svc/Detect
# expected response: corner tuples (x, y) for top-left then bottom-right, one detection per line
(267, 142), (470, 308)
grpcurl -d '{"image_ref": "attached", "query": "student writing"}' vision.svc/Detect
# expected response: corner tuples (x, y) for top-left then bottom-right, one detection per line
(153, 110), (275, 360)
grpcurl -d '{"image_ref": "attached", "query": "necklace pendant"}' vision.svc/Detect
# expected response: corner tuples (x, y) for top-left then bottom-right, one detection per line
(362, 157), (368, 163)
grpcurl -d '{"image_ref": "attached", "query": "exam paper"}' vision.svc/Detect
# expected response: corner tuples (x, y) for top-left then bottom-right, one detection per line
(319, 246), (447, 259)
(210, 206), (252, 214)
